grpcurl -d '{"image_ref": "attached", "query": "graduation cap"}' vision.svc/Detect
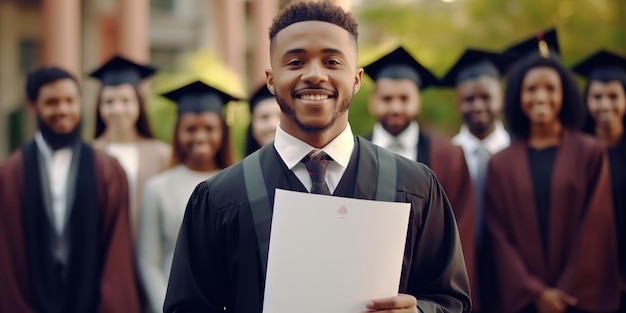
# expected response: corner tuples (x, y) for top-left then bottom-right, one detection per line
(248, 84), (276, 114)
(89, 55), (157, 87)
(161, 80), (241, 115)
(504, 28), (560, 59)
(363, 46), (439, 89)
(572, 50), (626, 83)
(439, 49), (515, 87)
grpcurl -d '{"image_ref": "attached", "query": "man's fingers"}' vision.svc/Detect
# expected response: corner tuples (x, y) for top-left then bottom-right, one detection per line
(558, 291), (578, 307)
(366, 294), (417, 310)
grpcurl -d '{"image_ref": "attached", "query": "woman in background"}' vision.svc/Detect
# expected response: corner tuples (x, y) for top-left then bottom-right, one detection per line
(90, 55), (171, 237)
(573, 50), (626, 311)
(484, 37), (620, 312)
(244, 84), (281, 156)
(136, 80), (238, 313)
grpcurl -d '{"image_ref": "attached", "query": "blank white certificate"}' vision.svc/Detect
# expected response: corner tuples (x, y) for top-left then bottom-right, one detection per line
(262, 189), (411, 313)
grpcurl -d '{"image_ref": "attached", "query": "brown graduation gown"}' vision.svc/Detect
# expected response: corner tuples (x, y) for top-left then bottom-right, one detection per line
(0, 142), (141, 313)
(419, 132), (478, 311)
(484, 129), (620, 312)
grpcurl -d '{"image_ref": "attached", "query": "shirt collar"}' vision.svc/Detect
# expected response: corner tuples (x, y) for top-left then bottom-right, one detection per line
(372, 120), (419, 150)
(274, 123), (355, 170)
(454, 121), (510, 154)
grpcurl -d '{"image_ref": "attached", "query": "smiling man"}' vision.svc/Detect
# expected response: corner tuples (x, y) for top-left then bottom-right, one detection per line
(0, 67), (140, 312)
(164, 1), (470, 313)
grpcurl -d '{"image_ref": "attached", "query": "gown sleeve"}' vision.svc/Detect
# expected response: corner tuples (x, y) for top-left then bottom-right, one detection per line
(404, 166), (472, 313)
(556, 144), (620, 311)
(484, 157), (547, 312)
(164, 182), (229, 313)
(97, 154), (141, 313)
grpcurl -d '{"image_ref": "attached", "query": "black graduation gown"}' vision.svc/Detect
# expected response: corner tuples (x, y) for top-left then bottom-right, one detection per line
(164, 137), (470, 313)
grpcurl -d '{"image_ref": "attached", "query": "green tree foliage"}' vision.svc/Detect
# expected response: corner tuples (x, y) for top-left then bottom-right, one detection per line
(147, 50), (250, 160)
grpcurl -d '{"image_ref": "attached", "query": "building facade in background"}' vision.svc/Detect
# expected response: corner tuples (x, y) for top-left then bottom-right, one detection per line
(0, 0), (352, 159)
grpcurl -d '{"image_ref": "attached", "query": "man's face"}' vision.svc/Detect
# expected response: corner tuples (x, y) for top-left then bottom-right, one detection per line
(368, 78), (421, 136)
(586, 80), (626, 129)
(455, 75), (503, 137)
(30, 78), (81, 134)
(266, 21), (362, 136)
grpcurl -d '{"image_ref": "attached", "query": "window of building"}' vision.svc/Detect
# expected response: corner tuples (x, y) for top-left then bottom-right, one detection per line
(151, 47), (181, 71)
(19, 40), (39, 73)
(151, 0), (174, 12)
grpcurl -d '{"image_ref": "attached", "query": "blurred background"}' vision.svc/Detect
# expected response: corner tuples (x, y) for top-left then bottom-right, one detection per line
(1, 0), (625, 161)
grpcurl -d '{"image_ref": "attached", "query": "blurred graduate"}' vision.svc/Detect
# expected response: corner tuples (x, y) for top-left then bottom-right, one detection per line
(90, 55), (171, 236)
(484, 29), (620, 313)
(573, 50), (626, 311)
(0, 67), (140, 312)
(136, 80), (238, 313)
(440, 48), (514, 313)
(363, 46), (476, 301)
(244, 83), (281, 156)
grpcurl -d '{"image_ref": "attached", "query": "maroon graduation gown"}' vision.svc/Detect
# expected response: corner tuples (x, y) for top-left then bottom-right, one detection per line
(0, 142), (141, 313)
(484, 129), (620, 312)
(419, 132), (478, 311)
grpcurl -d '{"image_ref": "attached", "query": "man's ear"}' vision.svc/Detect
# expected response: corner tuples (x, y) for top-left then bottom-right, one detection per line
(265, 69), (275, 95)
(26, 101), (37, 115)
(353, 68), (363, 95)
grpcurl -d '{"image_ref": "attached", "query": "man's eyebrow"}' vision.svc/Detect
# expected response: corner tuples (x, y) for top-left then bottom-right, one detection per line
(282, 48), (346, 57)
(282, 48), (306, 57)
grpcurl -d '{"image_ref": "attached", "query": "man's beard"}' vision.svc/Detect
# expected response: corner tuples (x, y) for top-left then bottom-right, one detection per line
(38, 118), (82, 150)
(276, 93), (352, 134)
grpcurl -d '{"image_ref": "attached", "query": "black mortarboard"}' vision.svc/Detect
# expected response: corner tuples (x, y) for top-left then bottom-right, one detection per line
(248, 84), (276, 114)
(572, 50), (626, 82)
(504, 28), (560, 59)
(161, 80), (240, 115)
(363, 46), (439, 89)
(440, 49), (515, 87)
(89, 55), (157, 87)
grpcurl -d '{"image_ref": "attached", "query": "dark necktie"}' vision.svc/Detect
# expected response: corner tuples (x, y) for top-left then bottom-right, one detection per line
(474, 145), (491, 246)
(302, 150), (332, 195)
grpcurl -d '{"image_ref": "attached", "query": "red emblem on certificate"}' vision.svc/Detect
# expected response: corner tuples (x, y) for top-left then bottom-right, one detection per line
(337, 206), (348, 218)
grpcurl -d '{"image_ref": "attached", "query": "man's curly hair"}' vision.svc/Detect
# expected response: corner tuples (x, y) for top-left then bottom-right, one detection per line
(268, 0), (358, 42)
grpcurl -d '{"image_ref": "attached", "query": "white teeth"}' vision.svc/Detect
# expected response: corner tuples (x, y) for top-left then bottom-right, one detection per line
(299, 94), (329, 101)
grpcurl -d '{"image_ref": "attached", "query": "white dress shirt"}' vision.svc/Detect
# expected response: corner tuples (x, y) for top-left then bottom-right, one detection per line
(371, 121), (419, 161)
(273, 123), (354, 194)
(34, 132), (73, 235)
(105, 142), (139, 204)
(452, 121), (510, 181)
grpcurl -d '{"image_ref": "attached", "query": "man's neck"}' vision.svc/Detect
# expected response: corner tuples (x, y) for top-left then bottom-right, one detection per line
(595, 121), (624, 147)
(102, 129), (141, 143)
(281, 120), (347, 148)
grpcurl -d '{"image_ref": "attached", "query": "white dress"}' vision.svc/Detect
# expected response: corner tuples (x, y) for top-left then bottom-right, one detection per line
(136, 164), (218, 313)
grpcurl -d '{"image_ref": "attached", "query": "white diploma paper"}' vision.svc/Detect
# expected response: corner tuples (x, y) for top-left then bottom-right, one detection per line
(262, 189), (411, 313)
